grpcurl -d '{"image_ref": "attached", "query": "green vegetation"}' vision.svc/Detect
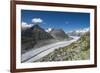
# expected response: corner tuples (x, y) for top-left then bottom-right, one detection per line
(35, 32), (90, 62)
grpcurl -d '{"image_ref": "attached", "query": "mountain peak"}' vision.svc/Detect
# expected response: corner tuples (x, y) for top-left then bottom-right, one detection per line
(49, 28), (69, 40)
(45, 28), (53, 32)
(30, 24), (41, 29)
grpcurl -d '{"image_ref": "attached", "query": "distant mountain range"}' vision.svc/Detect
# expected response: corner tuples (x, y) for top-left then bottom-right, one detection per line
(66, 28), (90, 36)
(21, 25), (69, 53)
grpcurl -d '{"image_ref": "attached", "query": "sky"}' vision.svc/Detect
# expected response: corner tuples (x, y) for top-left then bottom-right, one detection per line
(21, 10), (90, 32)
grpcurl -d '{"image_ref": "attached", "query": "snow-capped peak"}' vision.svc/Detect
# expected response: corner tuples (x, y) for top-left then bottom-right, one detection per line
(45, 28), (52, 32)
(75, 28), (90, 33)
(66, 27), (90, 36)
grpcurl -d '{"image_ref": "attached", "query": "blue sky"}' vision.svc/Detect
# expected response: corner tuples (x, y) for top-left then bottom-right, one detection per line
(21, 10), (90, 32)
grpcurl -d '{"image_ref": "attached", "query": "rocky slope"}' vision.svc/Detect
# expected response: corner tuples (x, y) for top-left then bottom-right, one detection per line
(21, 25), (71, 54)
(21, 25), (54, 53)
(49, 29), (69, 40)
(35, 31), (90, 62)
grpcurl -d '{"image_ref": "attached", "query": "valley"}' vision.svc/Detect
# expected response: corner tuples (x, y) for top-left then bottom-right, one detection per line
(35, 32), (90, 62)
(21, 24), (90, 63)
(21, 36), (80, 63)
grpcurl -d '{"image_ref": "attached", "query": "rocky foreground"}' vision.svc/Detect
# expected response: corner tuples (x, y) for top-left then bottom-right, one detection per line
(34, 32), (90, 62)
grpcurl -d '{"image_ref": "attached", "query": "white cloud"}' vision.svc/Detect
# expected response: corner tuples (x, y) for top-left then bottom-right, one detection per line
(21, 22), (33, 30)
(32, 18), (43, 24)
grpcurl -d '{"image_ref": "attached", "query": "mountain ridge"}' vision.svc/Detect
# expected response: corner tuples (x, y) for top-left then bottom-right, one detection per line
(21, 25), (70, 54)
(21, 25), (54, 53)
(66, 28), (90, 36)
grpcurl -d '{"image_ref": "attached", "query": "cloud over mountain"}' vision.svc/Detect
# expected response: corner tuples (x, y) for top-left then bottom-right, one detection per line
(21, 22), (33, 30)
(21, 18), (43, 30)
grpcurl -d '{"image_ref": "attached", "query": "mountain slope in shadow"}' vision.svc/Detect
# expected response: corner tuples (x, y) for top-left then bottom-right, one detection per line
(21, 24), (70, 54)
(21, 25), (54, 53)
